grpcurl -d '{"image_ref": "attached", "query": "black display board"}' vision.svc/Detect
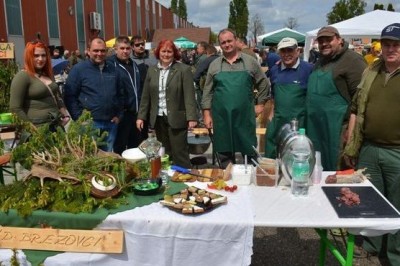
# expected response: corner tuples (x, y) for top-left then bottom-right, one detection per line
(322, 186), (400, 218)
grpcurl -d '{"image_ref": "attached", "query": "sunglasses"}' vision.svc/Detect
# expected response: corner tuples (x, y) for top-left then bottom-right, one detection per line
(133, 42), (145, 47)
(29, 39), (45, 45)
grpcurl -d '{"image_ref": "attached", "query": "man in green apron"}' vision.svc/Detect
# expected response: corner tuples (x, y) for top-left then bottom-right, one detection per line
(264, 37), (313, 158)
(344, 23), (400, 265)
(306, 26), (366, 171)
(202, 28), (270, 164)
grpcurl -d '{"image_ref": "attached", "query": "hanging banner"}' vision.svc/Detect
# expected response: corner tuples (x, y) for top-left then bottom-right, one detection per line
(0, 43), (14, 59)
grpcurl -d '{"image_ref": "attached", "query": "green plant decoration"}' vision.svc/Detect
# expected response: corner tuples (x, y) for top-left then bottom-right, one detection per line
(0, 60), (18, 113)
(0, 111), (142, 217)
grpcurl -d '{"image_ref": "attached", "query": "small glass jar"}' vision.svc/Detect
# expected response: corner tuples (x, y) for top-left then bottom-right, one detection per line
(150, 156), (161, 178)
(160, 170), (169, 185)
(161, 154), (170, 170)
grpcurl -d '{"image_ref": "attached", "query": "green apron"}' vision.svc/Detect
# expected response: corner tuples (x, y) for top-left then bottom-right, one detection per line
(212, 65), (256, 155)
(265, 82), (306, 158)
(306, 68), (348, 171)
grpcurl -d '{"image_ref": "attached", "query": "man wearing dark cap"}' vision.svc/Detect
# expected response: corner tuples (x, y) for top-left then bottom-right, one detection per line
(264, 37), (313, 158)
(306, 26), (366, 171)
(344, 23), (400, 265)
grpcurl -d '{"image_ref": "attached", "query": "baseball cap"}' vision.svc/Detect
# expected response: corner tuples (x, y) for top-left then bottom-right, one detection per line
(277, 37), (298, 50)
(380, 23), (400, 41)
(317, 26), (340, 39)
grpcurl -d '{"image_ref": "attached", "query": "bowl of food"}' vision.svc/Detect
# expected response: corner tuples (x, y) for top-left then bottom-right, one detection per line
(122, 148), (147, 163)
(132, 178), (162, 196)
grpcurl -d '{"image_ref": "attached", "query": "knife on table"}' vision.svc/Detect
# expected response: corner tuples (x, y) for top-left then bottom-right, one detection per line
(171, 165), (215, 180)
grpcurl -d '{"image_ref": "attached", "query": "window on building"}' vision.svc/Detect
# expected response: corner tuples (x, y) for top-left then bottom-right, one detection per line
(46, 0), (59, 38)
(159, 5), (162, 30)
(152, 0), (156, 29)
(96, 0), (104, 38)
(145, 0), (149, 31)
(136, 0), (141, 35)
(5, 0), (23, 35)
(113, 0), (119, 36)
(76, 0), (85, 53)
(127, 0), (132, 36)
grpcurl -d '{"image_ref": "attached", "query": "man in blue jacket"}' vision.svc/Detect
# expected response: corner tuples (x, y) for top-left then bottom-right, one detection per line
(64, 37), (123, 151)
(109, 36), (142, 154)
(264, 37), (313, 158)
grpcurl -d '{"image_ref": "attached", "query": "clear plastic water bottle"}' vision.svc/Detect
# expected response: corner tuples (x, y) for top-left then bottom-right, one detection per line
(291, 128), (312, 196)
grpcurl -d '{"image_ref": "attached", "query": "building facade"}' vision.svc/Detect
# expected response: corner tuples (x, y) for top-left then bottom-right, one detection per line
(0, 0), (195, 65)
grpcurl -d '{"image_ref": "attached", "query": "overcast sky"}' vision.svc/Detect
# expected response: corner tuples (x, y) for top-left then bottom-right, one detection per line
(156, 0), (400, 35)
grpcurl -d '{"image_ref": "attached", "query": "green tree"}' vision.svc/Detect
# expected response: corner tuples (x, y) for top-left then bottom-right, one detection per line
(210, 31), (218, 44)
(170, 0), (178, 14)
(387, 3), (395, 11)
(227, 0), (249, 38)
(327, 0), (366, 24)
(178, 0), (187, 19)
(373, 3), (384, 10)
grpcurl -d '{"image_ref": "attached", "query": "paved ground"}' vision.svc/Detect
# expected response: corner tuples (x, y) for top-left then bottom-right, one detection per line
(251, 227), (389, 266)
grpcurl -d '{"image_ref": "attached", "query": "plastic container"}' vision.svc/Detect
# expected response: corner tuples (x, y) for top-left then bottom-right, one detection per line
(232, 164), (253, 185)
(257, 157), (277, 175)
(256, 158), (278, 186)
(256, 168), (277, 186)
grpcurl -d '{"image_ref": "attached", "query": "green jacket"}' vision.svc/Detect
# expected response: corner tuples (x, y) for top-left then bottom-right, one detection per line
(344, 59), (382, 158)
(314, 42), (366, 103)
(137, 61), (198, 129)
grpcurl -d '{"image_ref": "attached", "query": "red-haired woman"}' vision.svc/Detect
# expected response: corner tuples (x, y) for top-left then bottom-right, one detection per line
(9, 40), (69, 128)
(137, 39), (197, 168)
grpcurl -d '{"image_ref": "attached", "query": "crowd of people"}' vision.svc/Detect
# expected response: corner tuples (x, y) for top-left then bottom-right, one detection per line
(9, 22), (400, 265)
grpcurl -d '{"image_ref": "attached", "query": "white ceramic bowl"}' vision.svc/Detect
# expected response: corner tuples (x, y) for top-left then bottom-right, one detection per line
(121, 148), (147, 163)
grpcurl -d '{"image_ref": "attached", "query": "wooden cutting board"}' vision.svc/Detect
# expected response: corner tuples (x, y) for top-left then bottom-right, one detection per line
(171, 169), (225, 182)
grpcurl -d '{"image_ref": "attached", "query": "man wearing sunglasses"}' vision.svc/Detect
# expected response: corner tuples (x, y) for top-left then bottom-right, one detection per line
(131, 36), (156, 138)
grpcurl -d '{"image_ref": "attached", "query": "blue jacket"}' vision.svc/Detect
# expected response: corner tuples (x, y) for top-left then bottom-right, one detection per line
(109, 55), (141, 112)
(64, 59), (123, 121)
(269, 59), (313, 97)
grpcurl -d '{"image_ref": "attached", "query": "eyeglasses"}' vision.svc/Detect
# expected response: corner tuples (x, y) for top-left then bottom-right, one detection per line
(133, 42), (145, 47)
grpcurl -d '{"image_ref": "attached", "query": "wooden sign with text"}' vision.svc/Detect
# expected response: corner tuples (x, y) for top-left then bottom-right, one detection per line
(0, 227), (124, 253)
(0, 43), (14, 59)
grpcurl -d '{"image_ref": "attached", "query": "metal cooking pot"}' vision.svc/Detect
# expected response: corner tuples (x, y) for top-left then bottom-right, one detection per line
(187, 134), (211, 155)
(276, 119), (299, 158)
(276, 119), (315, 183)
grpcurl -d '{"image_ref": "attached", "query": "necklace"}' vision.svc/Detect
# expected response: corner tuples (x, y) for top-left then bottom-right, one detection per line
(35, 70), (44, 78)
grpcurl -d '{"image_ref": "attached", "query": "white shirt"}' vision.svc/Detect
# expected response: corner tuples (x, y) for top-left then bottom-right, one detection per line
(157, 62), (172, 116)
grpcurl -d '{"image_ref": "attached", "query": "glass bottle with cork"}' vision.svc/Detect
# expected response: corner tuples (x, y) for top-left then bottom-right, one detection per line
(138, 130), (162, 179)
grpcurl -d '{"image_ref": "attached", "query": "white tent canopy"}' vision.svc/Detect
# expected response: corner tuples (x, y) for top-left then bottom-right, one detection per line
(257, 27), (305, 43)
(304, 10), (400, 61)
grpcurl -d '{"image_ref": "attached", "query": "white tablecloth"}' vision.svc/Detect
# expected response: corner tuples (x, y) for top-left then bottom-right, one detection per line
(252, 172), (400, 236)
(2, 172), (400, 265)
(43, 181), (254, 266)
